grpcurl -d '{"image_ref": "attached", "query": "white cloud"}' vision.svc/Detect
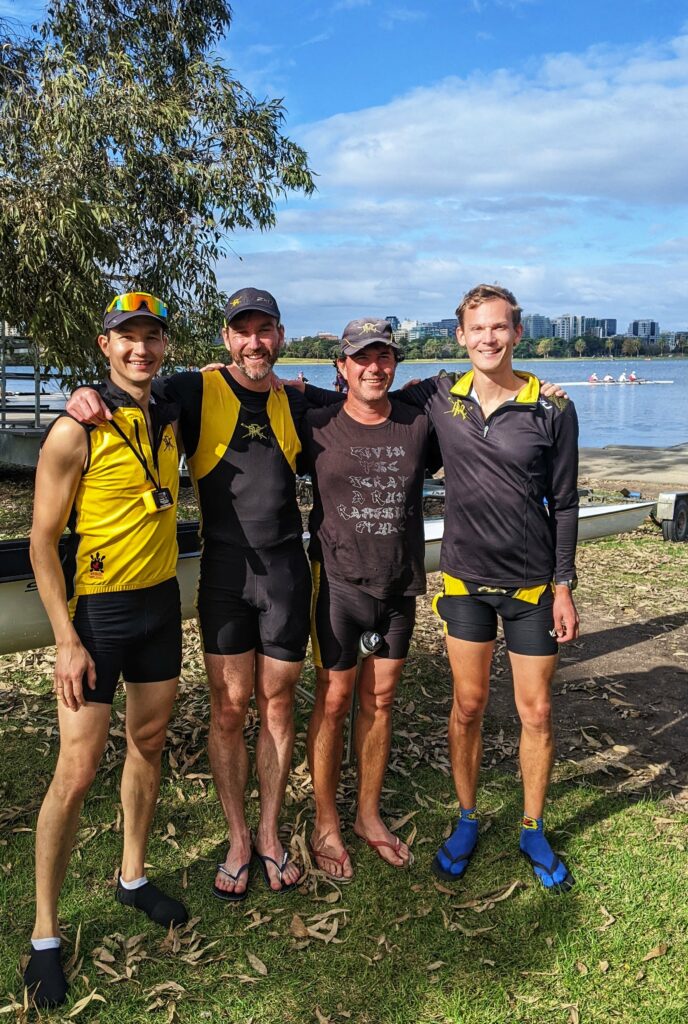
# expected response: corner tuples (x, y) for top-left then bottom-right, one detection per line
(298, 35), (688, 204)
(223, 33), (688, 333)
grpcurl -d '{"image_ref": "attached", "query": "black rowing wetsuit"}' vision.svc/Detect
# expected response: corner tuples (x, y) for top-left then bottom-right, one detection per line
(156, 369), (312, 660)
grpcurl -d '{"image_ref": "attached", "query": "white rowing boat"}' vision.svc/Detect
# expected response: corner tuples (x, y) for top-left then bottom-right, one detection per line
(0, 505), (655, 656)
(559, 379), (673, 387)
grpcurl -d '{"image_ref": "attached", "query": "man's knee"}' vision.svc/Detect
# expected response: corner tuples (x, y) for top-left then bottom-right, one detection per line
(210, 689), (251, 733)
(52, 755), (99, 804)
(452, 691), (488, 726)
(127, 718), (168, 760)
(518, 698), (552, 732)
(358, 684), (396, 717)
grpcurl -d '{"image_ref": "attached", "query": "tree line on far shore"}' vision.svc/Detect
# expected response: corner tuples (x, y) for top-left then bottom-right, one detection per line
(285, 333), (687, 361)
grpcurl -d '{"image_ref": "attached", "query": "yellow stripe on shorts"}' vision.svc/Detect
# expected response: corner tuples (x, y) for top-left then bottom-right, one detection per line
(309, 560), (323, 669)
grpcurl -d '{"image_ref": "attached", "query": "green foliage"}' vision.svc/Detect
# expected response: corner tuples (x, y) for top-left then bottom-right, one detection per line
(0, 1), (314, 381)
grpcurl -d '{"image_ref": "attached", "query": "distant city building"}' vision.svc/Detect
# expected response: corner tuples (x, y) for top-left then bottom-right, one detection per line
(627, 319), (660, 343)
(385, 316), (400, 331)
(522, 314), (552, 340)
(552, 315), (575, 341)
(433, 317), (458, 335)
(595, 319), (617, 338)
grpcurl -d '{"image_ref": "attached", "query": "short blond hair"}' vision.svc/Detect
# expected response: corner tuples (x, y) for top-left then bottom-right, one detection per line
(455, 284), (522, 329)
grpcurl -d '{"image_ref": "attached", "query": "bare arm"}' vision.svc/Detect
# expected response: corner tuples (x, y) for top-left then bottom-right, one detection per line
(30, 419), (96, 710)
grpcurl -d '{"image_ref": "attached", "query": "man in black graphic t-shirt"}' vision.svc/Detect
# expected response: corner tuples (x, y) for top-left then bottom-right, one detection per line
(302, 319), (437, 881)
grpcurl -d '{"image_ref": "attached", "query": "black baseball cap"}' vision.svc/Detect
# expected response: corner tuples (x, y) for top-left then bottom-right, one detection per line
(224, 287), (281, 325)
(340, 318), (401, 356)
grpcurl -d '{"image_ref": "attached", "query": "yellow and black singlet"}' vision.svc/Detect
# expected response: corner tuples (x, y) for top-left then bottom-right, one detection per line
(169, 368), (306, 549)
(54, 380), (180, 599)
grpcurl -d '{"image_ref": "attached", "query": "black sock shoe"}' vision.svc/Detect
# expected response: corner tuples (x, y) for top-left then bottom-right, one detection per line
(23, 947), (68, 1008)
(116, 878), (188, 928)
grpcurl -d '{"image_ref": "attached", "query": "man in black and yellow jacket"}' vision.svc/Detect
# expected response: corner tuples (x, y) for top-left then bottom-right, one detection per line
(24, 293), (187, 1009)
(397, 284), (579, 893)
(67, 288), (308, 900)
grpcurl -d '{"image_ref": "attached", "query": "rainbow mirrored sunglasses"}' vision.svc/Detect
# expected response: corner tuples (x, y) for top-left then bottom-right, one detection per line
(106, 291), (168, 319)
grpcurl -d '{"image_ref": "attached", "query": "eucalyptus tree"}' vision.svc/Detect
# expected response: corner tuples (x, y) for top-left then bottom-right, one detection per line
(0, 1), (314, 379)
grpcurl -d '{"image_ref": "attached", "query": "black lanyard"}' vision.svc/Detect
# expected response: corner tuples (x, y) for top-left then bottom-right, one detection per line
(110, 414), (162, 490)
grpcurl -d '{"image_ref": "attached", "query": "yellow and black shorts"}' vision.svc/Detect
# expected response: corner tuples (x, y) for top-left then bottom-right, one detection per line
(433, 575), (558, 656)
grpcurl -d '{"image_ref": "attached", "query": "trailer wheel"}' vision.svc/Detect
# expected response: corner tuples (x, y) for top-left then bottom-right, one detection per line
(662, 497), (688, 542)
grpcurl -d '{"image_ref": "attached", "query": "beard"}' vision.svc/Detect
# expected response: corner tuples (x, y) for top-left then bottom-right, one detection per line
(234, 348), (278, 381)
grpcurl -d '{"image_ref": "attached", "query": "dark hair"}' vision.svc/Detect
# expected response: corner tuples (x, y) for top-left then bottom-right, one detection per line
(455, 284), (522, 329)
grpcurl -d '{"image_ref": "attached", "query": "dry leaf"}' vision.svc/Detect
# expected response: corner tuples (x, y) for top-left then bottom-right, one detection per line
(246, 952), (268, 976)
(426, 961), (446, 971)
(580, 727), (602, 748)
(67, 989), (106, 1017)
(433, 881), (456, 896)
(598, 960), (610, 973)
(598, 906), (616, 931)
(566, 1006), (580, 1024)
(290, 914), (309, 939)
(387, 811), (418, 832)
(642, 943), (668, 961)
(575, 961), (588, 976)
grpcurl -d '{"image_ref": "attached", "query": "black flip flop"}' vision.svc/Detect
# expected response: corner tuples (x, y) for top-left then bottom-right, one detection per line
(254, 848), (302, 894)
(212, 858), (251, 902)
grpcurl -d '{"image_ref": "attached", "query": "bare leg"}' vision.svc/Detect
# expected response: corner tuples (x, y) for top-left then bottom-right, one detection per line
(253, 654), (303, 889)
(205, 651), (255, 896)
(33, 702), (111, 939)
(445, 636), (494, 809)
(353, 657), (409, 866)
(510, 652), (558, 818)
(306, 665), (357, 879)
(120, 678), (179, 881)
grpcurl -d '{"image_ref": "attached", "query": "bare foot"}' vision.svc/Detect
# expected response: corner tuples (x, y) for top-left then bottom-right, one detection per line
(254, 828), (302, 891)
(310, 828), (354, 881)
(353, 816), (412, 868)
(214, 831), (252, 897)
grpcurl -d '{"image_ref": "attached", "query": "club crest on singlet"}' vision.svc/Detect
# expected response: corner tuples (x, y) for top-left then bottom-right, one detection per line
(89, 551), (106, 578)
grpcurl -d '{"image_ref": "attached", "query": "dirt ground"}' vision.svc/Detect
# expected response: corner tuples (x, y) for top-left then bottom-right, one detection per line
(413, 534), (688, 806)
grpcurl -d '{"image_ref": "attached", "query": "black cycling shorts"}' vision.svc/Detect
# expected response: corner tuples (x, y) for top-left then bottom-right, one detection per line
(71, 577), (182, 704)
(434, 576), (558, 657)
(197, 538), (311, 661)
(311, 561), (416, 671)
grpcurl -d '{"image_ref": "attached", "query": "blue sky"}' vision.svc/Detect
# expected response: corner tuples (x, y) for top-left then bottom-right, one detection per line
(6, 1), (688, 337)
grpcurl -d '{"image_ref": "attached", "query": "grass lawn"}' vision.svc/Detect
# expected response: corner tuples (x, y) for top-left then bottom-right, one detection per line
(1, 620), (687, 1021)
(0, 480), (686, 1022)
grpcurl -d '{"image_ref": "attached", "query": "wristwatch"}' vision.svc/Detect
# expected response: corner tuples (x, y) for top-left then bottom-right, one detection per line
(556, 577), (578, 591)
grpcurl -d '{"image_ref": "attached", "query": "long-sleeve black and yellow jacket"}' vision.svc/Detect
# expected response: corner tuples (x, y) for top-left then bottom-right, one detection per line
(396, 370), (579, 588)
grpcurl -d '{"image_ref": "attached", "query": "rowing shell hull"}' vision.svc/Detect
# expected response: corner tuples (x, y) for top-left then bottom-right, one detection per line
(0, 507), (653, 656)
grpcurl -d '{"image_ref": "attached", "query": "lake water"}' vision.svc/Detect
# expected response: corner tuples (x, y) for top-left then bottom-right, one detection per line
(286, 358), (688, 449)
(4, 359), (686, 449)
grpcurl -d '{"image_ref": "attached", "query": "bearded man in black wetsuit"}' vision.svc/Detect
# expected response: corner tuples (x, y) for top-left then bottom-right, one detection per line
(67, 288), (309, 898)
(301, 319), (436, 880)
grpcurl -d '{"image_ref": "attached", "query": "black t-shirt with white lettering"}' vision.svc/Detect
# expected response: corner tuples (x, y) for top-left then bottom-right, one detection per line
(303, 399), (431, 598)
